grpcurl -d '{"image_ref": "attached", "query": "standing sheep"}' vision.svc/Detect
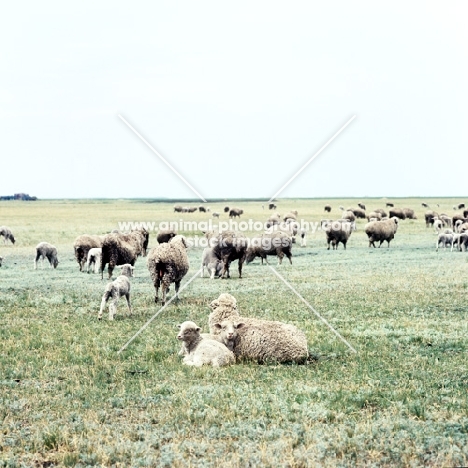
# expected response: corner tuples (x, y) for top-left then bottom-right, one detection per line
(348, 207), (366, 219)
(367, 211), (382, 221)
(199, 206), (206, 213)
(208, 293), (309, 364)
(425, 211), (439, 227)
(201, 247), (224, 279)
(389, 208), (406, 220)
(174, 205), (183, 213)
(157, 229), (177, 244)
(269, 203), (277, 210)
(98, 264), (134, 320)
(34, 242), (59, 269)
(341, 211), (356, 223)
(101, 229), (149, 279)
(147, 235), (189, 304)
(324, 204), (331, 213)
(324, 219), (354, 250)
(436, 232), (454, 252)
(374, 208), (388, 218)
(177, 321), (235, 367)
(358, 203), (366, 210)
(0, 227), (15, 245)
(212, 212), (220, 218)
(86, 247), (102, 274)
(229, 208), (243, 218)
(245, 231), (293, 265)
(73, 234), (104, 272)
(402, 208), (417, 220)
(365, 217), (399, 248)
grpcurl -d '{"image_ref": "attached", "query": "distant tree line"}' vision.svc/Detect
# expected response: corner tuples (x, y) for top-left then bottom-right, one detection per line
(0, 193), (37, 201)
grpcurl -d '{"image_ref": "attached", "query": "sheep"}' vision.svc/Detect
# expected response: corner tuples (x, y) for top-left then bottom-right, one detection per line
(436, 232), (454, 252)
(208, 293), (309, 363)
(324, 204), (331, 213)
(199, 206), (207, 213)
(212, 212), (220, 218)
(188, 207), (197, 213)
(451, 233), (462, 251)
(452, 213), (467, 230)
(365, 217), (399, 248)
(174, 205), (183, 213)
(386, 202), (394, 207)
(205, 230), (248, 279)
(463, 209), (468, 219)
(147, 235), (189, 304)
(459, 233), (468, 252)
(422, 202), (430, 208)
(0, 227), (15, 245)
(389, 208), (406, 220)
(157, 229), (177, 244)
(341, 210), (356, 222)
(86, 248), (102, 274)
(347, 207), (366, 219)
(177, 321), (235, 367)
(73, 234), (104, 272)
(224, 206), (230, 213)
(268, 203), (277, 210)
(425, 211), (439, 227)
(459, 222), (468, 233)
(98, 264), (134, 320)
(265, 213), (281, 228)
(201, 247), (223, 279)
(454, 219), (465, 233)
(374, 208), (388, 218)
(101, 229), (149, 279)
(358, 203), (366, 210)
(367, 211), (382, 221)
(458, 203), (466, 210)
(245, 231), (293, 265)
(229, 208), (243, 218)
(324, 219), (354, 250)
(283, 211), (297, 222)
(402, 208), (417, 220)
(34, 242), (59, 269)
(433, 218), (444, 233)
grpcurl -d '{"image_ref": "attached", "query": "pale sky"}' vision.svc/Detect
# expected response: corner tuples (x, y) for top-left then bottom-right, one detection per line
(1, 1), (467, 200)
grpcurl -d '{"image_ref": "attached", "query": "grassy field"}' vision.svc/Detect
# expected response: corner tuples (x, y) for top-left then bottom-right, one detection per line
(0, 198), (467, 467)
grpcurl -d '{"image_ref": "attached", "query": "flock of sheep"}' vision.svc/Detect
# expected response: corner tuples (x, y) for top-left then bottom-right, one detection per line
(1, 200), (467, 367)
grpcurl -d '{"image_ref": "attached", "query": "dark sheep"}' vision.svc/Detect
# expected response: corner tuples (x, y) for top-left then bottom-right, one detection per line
(224, 206), (230, 213)
(73, 234), (104, 272)
(358, 203), (366, 210)
(458, 203), (465, 210)
(324, 219), (354, 250)
(402, 208), (417, 220)
(422, 202), (429, 208)
(174, 205), (183, 213)
(245, 231), (293, 265)
(157, 229), (177, 244)
(425, 210), (439, 227)
(324, 204), (331, 213)
(386, 202), (394, 207)
(269, 203), (277, 210)
(229, 208), (244, 218)
(199, 206), (206, 212)
(389, 208), (406, 220)
(365, 217), (399, 248)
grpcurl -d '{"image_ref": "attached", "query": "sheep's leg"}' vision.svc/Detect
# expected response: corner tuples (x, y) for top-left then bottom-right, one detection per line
(125, 293), (132, 315)
(276, 249), (284, 265)
(201, 264), (205, 278)
(98, 295), (107, 320)
(174, 280), (181, 301)
(264, 254), (269, 265)
(161, 283), (168, 305)
(109, 301), (117, 320)
(154, 278), (160, 303)
(343, 241), (347, 250)
(210, 268), (215, 280)
(238, 257), (244, 278)
(34, 253), (40, 270)
(285, 251), (293, 264)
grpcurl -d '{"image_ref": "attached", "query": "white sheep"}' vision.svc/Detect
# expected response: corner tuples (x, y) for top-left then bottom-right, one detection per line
(433, 218), (443, 233)
(177, 321), (235, 367)
(86, 247), (102, 273)
(34, 242), (59, 269)
(98, 264), (134, 320)
(436, 232), (454, 251)
(201, 247), (223, 279)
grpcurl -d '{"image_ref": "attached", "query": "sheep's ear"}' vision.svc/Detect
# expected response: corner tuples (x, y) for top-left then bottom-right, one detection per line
(177, 324), (181, 329)
(235, 322), (245, 329)
(213, 323), (222, 330)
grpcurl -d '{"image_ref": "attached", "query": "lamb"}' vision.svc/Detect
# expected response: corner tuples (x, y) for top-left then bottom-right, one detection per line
(34, 242), (59, 269)
(389, 208), (406, 220)
(452, 213), (467, 230)
(86, 247), (102, 273)
(205, 230), (248, 279)
(201, 247), (224, 279)
(454, 219), (465, 233)
(101, 229), (149, 279)
(147, 235), (189, 304)
(0, 227), (15, 244)
(73, 234), (104, 272)
(208, 293), (309, 363)
(212, 212), (220, 218)
(245, 231), (293, 265)
(98, 264), (134, 320)
(324, 219), (354, 250)
(177, 321), (235, 367)
(365, 217), (399, 248)
(157, 229), (177, 244)
(229, 208), (243, 218)
(324, 204), (331, 213)
(402, 208), (417, 220)
(436, 232), (454, 251)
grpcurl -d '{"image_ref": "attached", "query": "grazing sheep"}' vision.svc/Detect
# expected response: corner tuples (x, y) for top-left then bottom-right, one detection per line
(147, 235), (189, 304)
(347, 207), (366, 219)
(199, 206), (206, 213)
(73, 234), (104, 272)
(0, 227), (15, 245)
(324, 219), (354, 250)
(324, 204), (331, 213)
(201, 247), (223, 279)
(208, 293), (309, 364)
(386, 202), (394, 207)
(101, 229), (149, 279)
(365, 217), (399, 248)
(34, 242), (59, 269)
(458, 203), (466, 210)
(229, 208), (243, 218)
(440, 214), (452, 228)
(174, 205), (183, 213)
(212, 212), (220, 218)
(269, 203), (277, 210)
(367, 211), (382, 221)
(245, 231), (293, 265)
(87, 248), (102, 274)
(188, 207), (197, 213)
(358, 203), (366, 210)
(436, 232), (454, 251)
(402, 208), (417, 220)
(177, 321), (235, 367)
(422, 202), (429, 208)
(98, 264), (134, 320)
(425, 211), (439, 227)
(374, 208), (388, 218)
(224, 206), (230, 213)
(205, 230), (248, 279)
(389, 208), (406, 220)
(157, 229), (177, 244)
(341, 210), (356, 222)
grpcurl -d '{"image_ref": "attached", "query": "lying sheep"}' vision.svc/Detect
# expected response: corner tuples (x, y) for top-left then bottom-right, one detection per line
(87, 247), (102, 274)
(98, 264), (134, 320)
(453, 213), (467, 230)
(34, 242), (59, 269)
(157, 229), (177, 244)
(245, 231), (293, 265)
(147, 235), (189, 304)
(365, 217), (399, 248)
(201, 247), (223, 279)
(177, 321), (235, 367)
(436, 232), (454, 251)
(73, 234), (104, 272)
(324, 219), (354, 250)
(0, 227), (15, 245)
(101, 229), (149, 279)
(208, 293), (309, 363)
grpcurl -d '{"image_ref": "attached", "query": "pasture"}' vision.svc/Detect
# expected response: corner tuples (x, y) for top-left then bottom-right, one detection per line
(0, 198), (467, 467)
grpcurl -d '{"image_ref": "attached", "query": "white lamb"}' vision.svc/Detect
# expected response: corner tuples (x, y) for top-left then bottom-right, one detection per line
(200, 247), (223, 279)
(87, 247), (102, 273)
(98, 264), (134, 320)
(177, 321), (235, 367)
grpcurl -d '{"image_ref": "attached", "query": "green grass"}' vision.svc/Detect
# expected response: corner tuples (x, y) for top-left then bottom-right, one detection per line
(0, 198), (467, 467)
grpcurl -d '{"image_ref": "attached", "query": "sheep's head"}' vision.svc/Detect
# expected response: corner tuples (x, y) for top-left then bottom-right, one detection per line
(53, 257), (59, 269)
(170, 235), (188, 249)
(119, 264), (134, 277)
(213, 320), (245, 350)
(177, 321), (201, 342)
(9, 234), (15, 244)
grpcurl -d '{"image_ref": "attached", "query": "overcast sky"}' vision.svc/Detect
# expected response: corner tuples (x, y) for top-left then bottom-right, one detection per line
(1, 1), (467, 200)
